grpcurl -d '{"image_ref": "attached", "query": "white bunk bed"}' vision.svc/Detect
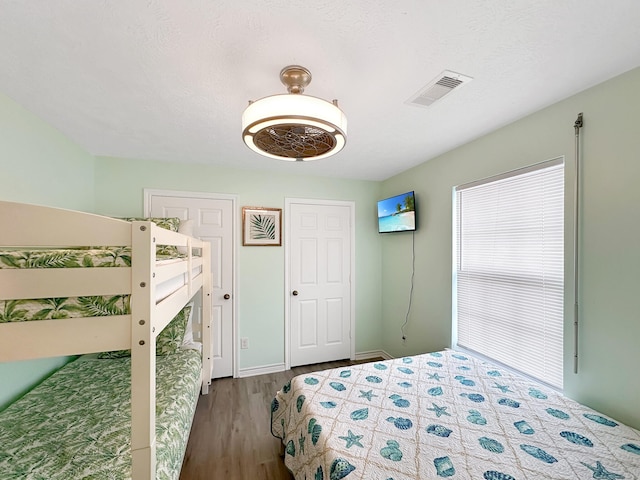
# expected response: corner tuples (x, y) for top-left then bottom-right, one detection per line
(0, 200), (213, 479)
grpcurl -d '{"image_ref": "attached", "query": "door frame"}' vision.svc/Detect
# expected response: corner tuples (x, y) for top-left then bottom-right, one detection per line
(284, 197), (356, 370)
(144, 188), (239, 378)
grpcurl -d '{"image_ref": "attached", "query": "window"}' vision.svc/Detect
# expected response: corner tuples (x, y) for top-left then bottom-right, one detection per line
(454, 158), (564, 388)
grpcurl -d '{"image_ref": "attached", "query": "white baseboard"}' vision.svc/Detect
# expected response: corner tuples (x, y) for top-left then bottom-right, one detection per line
(355, 350), (393, 361)
(237, 352), (394, 378)
(237, 363), (286, 378)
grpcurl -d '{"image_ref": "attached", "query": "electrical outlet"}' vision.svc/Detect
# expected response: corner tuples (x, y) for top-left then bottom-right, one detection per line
(240, 337), (249, 349)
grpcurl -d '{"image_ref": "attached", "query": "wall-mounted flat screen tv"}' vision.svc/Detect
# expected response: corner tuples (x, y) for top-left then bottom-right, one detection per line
(377, 191), (416, 233)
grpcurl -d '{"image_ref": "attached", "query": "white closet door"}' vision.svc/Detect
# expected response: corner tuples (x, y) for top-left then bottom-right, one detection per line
(288, 201), (353, 367)
(148, 192), (235, 379)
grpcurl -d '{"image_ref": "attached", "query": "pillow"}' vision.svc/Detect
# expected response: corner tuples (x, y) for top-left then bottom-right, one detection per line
(120, 217), (181, 257)
(181, 301), (196, 346)
(156, 304), (192, 355)
(177, 219), (195, 254)
(97, 304), (192, 358)
(96, 348), (131, 360)
(120, 217), (181, 232)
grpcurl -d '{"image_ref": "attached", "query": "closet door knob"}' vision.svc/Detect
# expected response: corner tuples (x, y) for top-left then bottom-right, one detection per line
(292, 290), (299, 296)
(223, 294), (231, 300)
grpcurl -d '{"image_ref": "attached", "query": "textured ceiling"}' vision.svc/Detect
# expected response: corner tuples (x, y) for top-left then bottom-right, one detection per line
(1, 1), (639, 181)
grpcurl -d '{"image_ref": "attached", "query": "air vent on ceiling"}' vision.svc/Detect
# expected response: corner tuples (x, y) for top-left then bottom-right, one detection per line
(407, 70), (473, 108)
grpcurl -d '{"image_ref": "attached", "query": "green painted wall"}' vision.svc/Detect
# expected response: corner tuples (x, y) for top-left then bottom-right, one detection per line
(3, 65), (638, 433)
(93, 157), (383, 369)
(0, 93), (95, 211)
(0, 92), (96, 410)
(380, 67), (640, 429)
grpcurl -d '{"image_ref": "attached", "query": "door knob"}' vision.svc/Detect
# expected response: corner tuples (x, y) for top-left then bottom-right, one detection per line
(223, 294), (230, 300)
(292, 290), (299, 296)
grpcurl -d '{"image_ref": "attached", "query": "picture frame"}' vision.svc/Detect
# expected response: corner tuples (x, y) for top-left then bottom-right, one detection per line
(242, 207), (282, 246)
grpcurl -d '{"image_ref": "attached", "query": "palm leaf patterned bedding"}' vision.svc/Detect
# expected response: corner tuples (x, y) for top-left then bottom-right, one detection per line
(0, 348), (201, 479)
(271, 350), (640, 479)
(0, 247), (185, 323)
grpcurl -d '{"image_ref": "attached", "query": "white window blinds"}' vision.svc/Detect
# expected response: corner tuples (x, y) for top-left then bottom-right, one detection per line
(455, 158), (564, 388)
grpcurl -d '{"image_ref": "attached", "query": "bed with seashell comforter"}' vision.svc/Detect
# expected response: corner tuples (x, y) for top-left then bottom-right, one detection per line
(271, 349), (640, 479)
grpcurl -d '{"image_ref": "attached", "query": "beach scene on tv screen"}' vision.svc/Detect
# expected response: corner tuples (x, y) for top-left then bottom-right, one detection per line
(378, 192), (416, 232)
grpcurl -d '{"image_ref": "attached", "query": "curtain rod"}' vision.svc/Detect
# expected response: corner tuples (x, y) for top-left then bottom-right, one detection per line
(573, 112), (583, 374)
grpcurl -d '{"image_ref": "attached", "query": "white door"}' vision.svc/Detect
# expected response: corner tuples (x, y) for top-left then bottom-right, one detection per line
(287, 200), (354, 367)
(146, 191), (235, 379)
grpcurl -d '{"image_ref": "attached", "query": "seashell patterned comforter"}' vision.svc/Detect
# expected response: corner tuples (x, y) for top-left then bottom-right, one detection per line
(271, 350), (640, 479)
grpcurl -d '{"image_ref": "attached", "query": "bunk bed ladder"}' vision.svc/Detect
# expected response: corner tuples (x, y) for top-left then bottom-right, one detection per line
(130, 221), (157, 480)
(201, 241), (214, 394)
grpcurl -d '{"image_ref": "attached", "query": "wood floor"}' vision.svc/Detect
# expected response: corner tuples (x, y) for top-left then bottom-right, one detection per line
(179, 358), (382, 480)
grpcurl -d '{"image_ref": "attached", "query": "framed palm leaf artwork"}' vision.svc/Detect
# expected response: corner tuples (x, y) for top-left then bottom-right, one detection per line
(242, 207), (282, 246)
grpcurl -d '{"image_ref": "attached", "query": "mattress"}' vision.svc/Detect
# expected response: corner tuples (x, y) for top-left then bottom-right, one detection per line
(0, 348), (201, 479)
(271, 350), (640, 479)
(0, 248), (199, 322)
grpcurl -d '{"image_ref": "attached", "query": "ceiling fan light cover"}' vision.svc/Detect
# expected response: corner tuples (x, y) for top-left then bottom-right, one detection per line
(242, 67), (347, 161)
